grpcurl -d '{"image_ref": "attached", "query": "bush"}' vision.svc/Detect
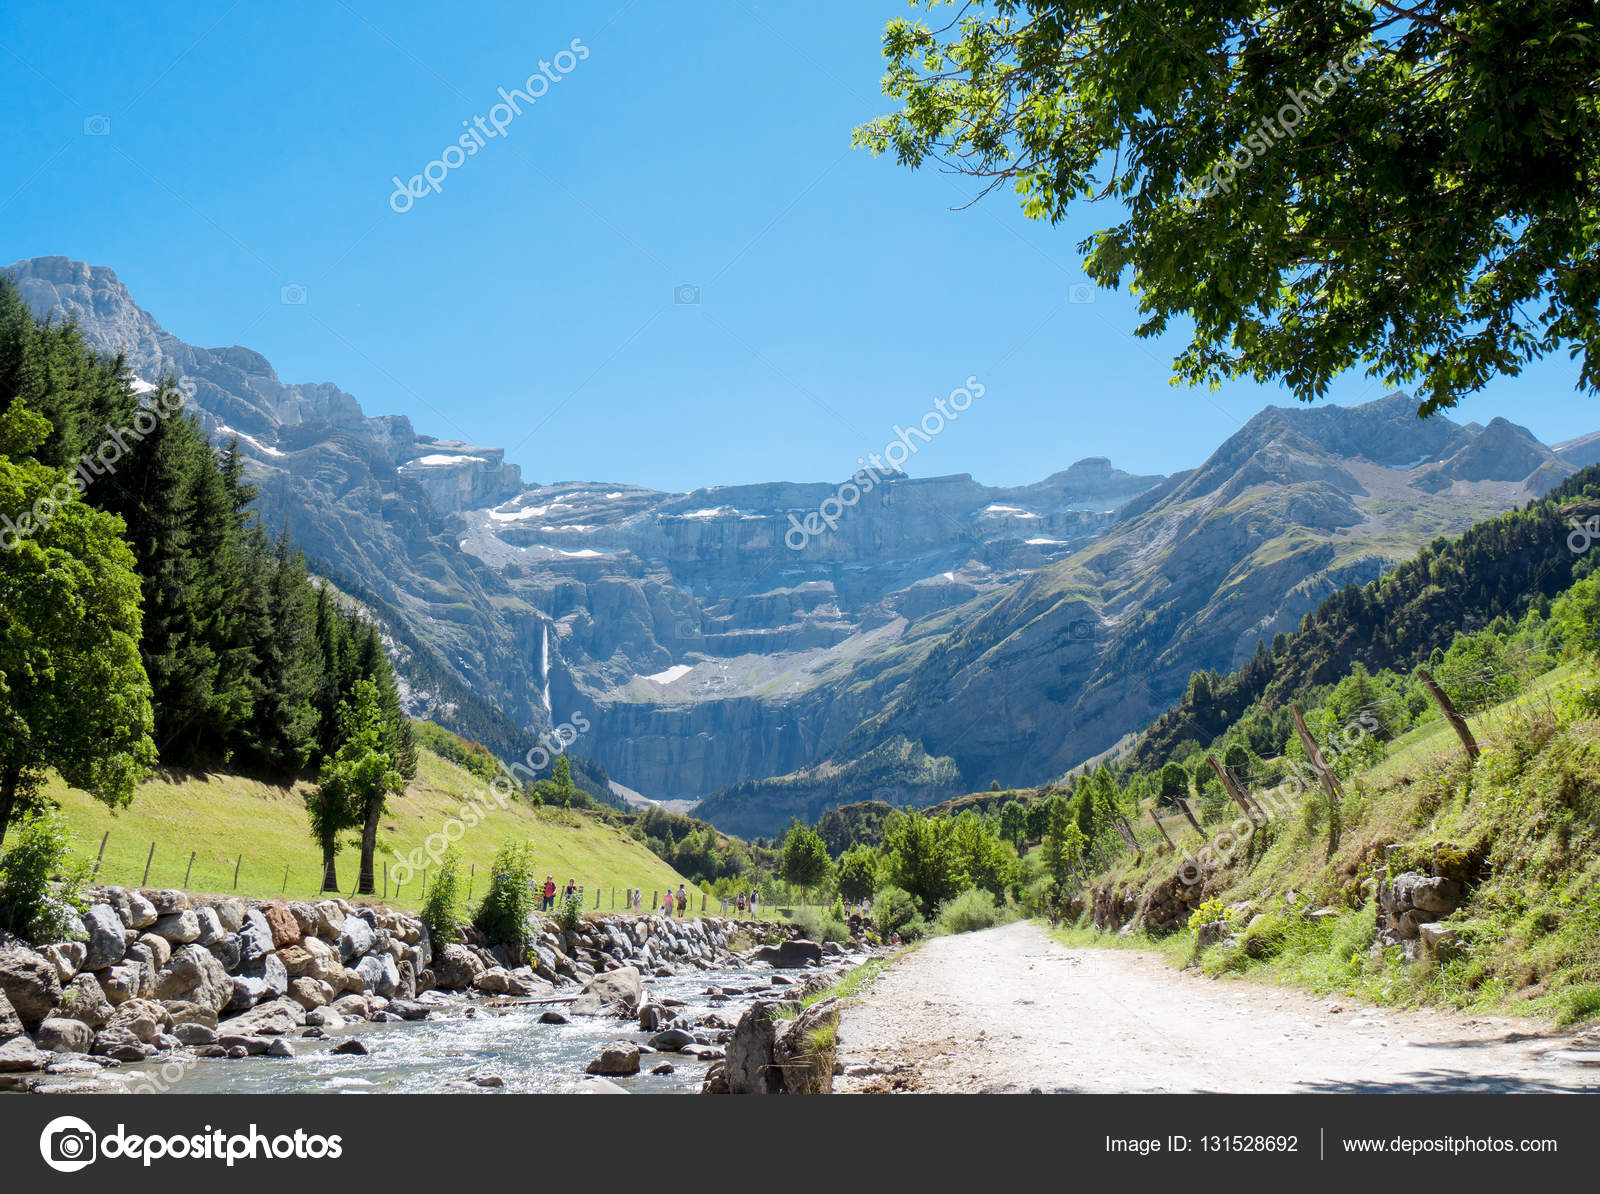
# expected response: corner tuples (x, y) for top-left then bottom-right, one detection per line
(818, 914), (851, 944)
(934, 888), (1003, 935)
(419, 847), (465, 948)
(555, 891), (583, 934)
(0, 813), (91, 944)
(473, 840), (538, 949)
(872, 885), (920, 936)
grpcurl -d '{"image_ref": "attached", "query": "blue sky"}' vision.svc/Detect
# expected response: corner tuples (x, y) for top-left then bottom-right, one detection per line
(2, 0), (1594, 493)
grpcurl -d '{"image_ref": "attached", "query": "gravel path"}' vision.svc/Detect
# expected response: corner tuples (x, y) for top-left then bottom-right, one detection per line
(834, 922), (1600, 1093)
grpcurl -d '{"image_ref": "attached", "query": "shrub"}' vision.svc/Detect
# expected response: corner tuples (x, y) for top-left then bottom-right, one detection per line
(473, 840), (538, 949)
(555, 891), (583, 934)
(934, 888), (1002, 935)
(419, 847), (465, 948)
(0, 812), (91, 944)
(872, 886), (921, 938)
(1186, 897), (1235, 931)
(818, 914), (851, 943)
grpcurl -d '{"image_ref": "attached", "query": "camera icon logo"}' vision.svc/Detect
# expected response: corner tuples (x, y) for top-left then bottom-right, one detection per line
(40, 1116), (98, 1172)
(673, 284), (700, 306)
(1068, 283), (1095, 304)
(280, 284), (308, 305)
(83, 115), (111, 136)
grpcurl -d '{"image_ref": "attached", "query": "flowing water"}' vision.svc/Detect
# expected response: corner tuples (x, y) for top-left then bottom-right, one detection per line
(138, 963), (804, 1096)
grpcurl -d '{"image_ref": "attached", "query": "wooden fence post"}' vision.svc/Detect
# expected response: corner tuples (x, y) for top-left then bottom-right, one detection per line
(183, 851), (195, 889)
(1148, 808), (1176, 850)
(1417, 667), (1480, 763)
(467, 863), (475, 903)
(94, 832), (109, 877)
(233, 854), (242, 890)
(282, 863), (290, 893)
(141, 841), (155, 886)
(383, 861), (388, 900)
(1290, 702), (1344, 858)
(1174, 796), (1207, 838)
(1207, 754), (1264, 821)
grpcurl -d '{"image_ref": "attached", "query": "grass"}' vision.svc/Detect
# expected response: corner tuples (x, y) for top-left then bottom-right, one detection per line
(42, 747), (690, 910)
(1067, 665), (1600, 1027)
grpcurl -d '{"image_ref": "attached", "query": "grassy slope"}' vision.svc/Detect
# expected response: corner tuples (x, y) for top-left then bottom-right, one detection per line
(44, 747), (689, 911)
(1067, 664), (1600, 1025)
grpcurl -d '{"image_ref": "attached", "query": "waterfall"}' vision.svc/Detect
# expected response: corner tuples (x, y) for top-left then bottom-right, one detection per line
(540, 623), (553, 720)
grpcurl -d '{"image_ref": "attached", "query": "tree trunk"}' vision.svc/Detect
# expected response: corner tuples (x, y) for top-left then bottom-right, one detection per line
(358, 799), (380, 895)
(320, 843), (340, 893)
(0, 767), (17, 851)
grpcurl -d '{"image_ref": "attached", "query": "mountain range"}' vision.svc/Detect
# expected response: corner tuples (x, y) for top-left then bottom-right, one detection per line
(10, 255), (1592, 835)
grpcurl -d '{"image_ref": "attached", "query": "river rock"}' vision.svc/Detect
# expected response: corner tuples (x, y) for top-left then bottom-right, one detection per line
(355, 953), (400, 998)
(0, 990), (24, 1043)
(0, 1036), (43, 1072)
(331, 1038), (368, 1056)
(395, 960), (417, 1001)
(771, 996), (840, 1094)
(289, 978), (335, 1010)
(725, 1002), (779, 1093)
(313, 901), (345, 940)
(36, 1017), (94, 1054)
(0, 942), (62, 1029)
(262, 903), (301, 948)
(700, 1061), (729, 1094)
(647, 1026), (695, 1052)
(266, 1038), (296, 1058)
(146, 889), (189, 915)
(473, 966), (526, 996)
(83, 904), (128, 970)
(331, 994), (370, 1019)
(216, 1034), (270, 1055)
(210, 934), (242, 973)
(228, 997), (303, 1037)
(96, 961), (144, 1005)
(124, 891), (159, 930)
(43, 942), (86, 984)
(237, 909), (275, 966)
(539, 1010), (569, 1025)
(154, 944), (233, 1014)
(137, 932), (173, 969)
(58, 973), (113, 1027)
(173, 1022), (215, 1046)
(752, 940), (823, 969)
(575, 1077), (628, 1093)
(585, 1042), (641, 1076)
(571, 965), (641, 1016)
(305, 1008), (346, 1030)
(162, 1001), (218, 1029)
(431, 943), (484, 991)
(109, 998), (171, 1042)
(386, 999), (429, 1021)
(151, 910), (201, 945)
(193, 906), (226, 947)
(214, 899), (246, 933)
(338, 916), (374, 962)
(288, 903), (319, 939)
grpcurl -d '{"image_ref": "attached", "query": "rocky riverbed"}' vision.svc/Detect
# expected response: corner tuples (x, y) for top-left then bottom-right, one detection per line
(0, 884), (863, 1094)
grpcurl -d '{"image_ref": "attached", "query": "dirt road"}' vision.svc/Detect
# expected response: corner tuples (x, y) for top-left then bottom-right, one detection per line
(834, 922), (1600, 1093)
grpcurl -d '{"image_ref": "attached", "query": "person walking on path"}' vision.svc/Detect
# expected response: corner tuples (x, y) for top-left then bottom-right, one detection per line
(542, 875), (556, 912)
(662, 888), (674, 917)
(677, 884), (689, 917)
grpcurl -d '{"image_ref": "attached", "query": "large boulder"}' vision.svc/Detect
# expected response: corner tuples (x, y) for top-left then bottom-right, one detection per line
(0, 942), (63, 1030)
(262, 903), (301, 948)
(431, 943), (485, 991)
(213, 899), (246, 933)
(585, 1042), (641, 1076)
(354, 953), (400, 998)
(0, 1036), (43, 1072)
(151, 910), (201, 945)
(647, 1027), (695, 1052)
(58, 973), (113, 1027)
(154, 945), (233, 1014)
(136, 932), (172, 969)
(288, 978), (334, 1010)
(238, 909), (275, 965)
(570, 966), (641, 1016)
(96, 961), (145, 1005)
(338, 916), (374, 962)
(108, 998), (171, 1043)
(279, 938), (339, 983)
(752, 940), (823, 969)
(725, 1002), (780, 1094)
(124, 890), (159, 930)
(43, 942), (87, 984)
(771, 996), (840, 1094)
(82, 904), (128, 970)
(227, 996), (303, 1037)
(192, 906), (226, 947)
(313, 901), (345, 940)
(0, 990), (22, 1043)
(145, 889), (189, 915)
(35, 1011), (93, 1043)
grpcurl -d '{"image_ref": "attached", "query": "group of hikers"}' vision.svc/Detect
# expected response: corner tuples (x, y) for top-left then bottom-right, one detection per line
(533, 875), (766, 920)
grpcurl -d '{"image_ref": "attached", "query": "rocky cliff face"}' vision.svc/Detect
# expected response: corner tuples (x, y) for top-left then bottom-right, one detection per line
(11, 257), (1584, 836)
